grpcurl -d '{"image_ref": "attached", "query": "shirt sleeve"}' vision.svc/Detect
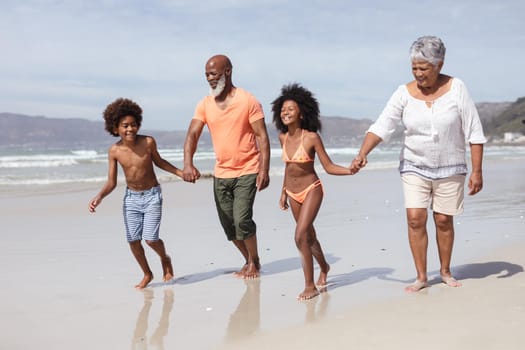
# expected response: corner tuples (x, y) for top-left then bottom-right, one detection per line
(367, 85), (406, 142)
(456, 79), (487, 144)
(193, 98), (207, 123)
(247, 94), (265, 124)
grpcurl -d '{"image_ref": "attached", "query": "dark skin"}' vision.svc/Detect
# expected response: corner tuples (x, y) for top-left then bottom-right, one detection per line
(183, 55), (270, 279)
(279, 99), (353, 300)
(350, 60), (484, 292)
(89, 115), (182, 289)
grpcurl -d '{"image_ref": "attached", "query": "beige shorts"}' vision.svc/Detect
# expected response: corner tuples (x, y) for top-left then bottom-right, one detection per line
(401, 173), (466, 215)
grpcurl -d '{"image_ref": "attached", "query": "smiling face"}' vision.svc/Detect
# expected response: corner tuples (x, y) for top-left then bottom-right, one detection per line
(412, 60), (443, 89)
(205, 56), (231, 97)
(280, 100), (302, 127)
(114, 115), (139, 142)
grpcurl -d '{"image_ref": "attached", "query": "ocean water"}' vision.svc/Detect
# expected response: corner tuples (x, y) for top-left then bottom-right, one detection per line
(1, 145), (524, 191)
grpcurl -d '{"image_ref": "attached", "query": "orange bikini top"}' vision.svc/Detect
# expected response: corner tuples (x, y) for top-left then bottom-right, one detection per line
(282, 130), (314, 163)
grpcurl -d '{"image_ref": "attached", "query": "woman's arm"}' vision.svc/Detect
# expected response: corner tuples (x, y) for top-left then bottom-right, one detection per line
(468, 143), (483, 195)
(350, 132), (383, 173)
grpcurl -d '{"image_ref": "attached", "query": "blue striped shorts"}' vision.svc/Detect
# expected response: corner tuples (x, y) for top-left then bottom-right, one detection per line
(123, 185), (163, 242)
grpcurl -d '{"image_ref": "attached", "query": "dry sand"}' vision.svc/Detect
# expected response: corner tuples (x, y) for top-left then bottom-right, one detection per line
(0, 158), (523, 349)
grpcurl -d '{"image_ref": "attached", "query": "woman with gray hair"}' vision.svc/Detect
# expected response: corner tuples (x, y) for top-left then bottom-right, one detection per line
(350, 36), (486, 292)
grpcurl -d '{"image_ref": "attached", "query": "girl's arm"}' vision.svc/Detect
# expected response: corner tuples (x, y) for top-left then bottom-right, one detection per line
(149, 136), (183, 178)
(279, 181), (289, 210)
(278, 133), (289, 210)
(89, 147), (118, 212)
(312, 133), (352, 175)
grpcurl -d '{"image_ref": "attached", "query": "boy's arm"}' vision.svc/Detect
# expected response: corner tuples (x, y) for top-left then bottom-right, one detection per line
(149, 137), (183, 178)
(89, 148), (118, 212)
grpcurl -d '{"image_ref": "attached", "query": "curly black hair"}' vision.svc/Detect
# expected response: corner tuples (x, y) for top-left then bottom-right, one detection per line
(271, 83), (321, 133)
(102, 98), (143, 137)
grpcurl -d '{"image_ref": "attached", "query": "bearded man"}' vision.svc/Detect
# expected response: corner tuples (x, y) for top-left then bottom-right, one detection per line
(182, 54), (270, 279)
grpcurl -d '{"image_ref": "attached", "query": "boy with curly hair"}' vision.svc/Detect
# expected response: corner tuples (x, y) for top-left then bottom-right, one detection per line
(89, 98), (182, 289)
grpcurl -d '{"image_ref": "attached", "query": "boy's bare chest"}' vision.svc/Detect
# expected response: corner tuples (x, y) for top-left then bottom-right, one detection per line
(118, 148), (151, 169)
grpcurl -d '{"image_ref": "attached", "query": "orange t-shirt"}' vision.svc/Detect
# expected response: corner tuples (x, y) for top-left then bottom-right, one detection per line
(193, 88), (265, 178)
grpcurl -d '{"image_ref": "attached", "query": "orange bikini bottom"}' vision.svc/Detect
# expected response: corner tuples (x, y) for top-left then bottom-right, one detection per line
(285, 179), (323, 204)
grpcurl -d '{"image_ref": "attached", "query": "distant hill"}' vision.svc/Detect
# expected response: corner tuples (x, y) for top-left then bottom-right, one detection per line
(0, 113), (207, 150)
(1, 98), (523, 149)
(481, 97), (525, 135)
(0, 112), (371, 149)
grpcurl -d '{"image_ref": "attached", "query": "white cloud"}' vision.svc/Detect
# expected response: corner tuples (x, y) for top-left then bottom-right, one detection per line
(0, 0), (524, 129)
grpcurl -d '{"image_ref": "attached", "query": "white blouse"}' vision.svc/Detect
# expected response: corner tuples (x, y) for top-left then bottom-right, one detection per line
(368, 78), (487, 179)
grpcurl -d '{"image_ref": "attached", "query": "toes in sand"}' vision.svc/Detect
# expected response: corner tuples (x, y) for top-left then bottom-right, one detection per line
(297, 287), (320, 301)
(233, 264), (248, 278)
(243, 262), (260, 280)
(135, 274), (153, 290)
(404, 279), (428, 293)
(441, 275), (462, 287)
(162, 256), (174, 282)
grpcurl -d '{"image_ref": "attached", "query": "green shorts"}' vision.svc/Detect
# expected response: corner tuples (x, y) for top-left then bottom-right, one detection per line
(213, 173), (257, 241)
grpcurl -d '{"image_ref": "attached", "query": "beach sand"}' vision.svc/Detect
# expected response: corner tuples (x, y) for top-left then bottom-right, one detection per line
(0, 158), (524, 349)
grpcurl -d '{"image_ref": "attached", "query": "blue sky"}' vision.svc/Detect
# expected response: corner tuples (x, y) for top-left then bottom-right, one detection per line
(1, 0), (524, 130)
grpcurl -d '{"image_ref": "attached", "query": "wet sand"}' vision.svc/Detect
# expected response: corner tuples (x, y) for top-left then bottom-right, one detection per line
(0, 158), (524, 349)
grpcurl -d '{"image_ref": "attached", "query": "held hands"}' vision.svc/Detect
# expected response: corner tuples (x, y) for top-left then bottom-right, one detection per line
(182, 165), (201, 183)
(350, 154), (368, 174)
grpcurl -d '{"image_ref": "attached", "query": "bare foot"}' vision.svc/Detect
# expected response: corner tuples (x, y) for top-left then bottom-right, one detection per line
(135, 274), (153, 289)
(441, 275), (462, 287)
(297, 286), (320, 301)
(404, 279), (428, 293)
(233, 264), (248, 278)
(161, 256), (174, 282)
(243, 262), (260, 280)
(316, 264), (330, 287)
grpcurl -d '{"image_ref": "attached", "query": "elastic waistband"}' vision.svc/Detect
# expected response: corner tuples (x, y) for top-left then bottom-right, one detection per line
(125, 185), (161, 195)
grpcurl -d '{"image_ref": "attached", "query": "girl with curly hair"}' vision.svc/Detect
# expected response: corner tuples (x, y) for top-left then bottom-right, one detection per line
(272, 83), (354, 300)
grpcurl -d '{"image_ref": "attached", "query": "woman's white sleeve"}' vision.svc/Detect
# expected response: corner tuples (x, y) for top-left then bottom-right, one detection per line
(367, 86), (406, 143)
(457, 79), (487, 144)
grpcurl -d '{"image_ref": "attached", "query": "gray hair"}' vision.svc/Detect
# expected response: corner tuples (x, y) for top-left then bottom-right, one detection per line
(409, 36), (446, 66)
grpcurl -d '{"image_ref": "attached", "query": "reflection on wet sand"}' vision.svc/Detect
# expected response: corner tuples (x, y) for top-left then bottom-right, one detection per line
(304, 290), (330, 323)
(224, 279), (261, 343)
(132, 288), (174, 350)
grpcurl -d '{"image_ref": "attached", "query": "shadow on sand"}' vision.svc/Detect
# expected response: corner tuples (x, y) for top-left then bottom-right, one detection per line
(169, 254), (341, 285)
(325, 267), (396, 290)
(354, 261), (524, 287)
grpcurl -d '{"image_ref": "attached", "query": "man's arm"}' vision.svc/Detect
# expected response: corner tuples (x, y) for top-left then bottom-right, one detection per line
(183, 119), (205, 183)
(251, 118), (270, 191)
